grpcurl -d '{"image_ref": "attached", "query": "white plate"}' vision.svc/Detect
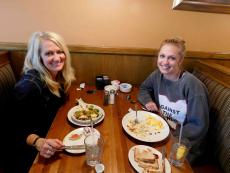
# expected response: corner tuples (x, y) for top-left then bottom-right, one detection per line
(128, 145), (171, 173)
(122, 110), (169, 142)
(63, 127), (100, 154)
(67, 104), (105, 126)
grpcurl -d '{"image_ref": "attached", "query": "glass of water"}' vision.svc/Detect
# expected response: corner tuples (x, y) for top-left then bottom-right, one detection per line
(84, 133), (103, 167)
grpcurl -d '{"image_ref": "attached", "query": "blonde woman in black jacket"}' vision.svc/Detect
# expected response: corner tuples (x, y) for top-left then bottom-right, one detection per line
(5, 31), (75, 173)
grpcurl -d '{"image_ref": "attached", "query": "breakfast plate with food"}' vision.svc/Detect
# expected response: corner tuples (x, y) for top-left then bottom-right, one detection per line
(67, 103), (105, 126)
(128, 145), (171, 173)
(63, 127), (100, 154)
(122, 110), (169, 142)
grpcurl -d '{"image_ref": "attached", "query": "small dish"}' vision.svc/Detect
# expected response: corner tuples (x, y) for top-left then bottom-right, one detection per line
(104, 85), (118, 92)
(119, 83), (132, 93)
(111, 80), (120, 90)
(63, 127), (100, 154)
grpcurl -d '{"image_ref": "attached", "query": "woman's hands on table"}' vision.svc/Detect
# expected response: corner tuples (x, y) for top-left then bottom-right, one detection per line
(145, 101), (159, 112)
(35, 138), (64, 158)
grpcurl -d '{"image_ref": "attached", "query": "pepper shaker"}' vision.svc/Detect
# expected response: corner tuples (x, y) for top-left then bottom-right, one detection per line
(104, 90), (109, 105)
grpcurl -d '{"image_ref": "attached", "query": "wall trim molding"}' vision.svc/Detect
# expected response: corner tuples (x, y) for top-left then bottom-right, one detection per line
(0, 42), (229, 60)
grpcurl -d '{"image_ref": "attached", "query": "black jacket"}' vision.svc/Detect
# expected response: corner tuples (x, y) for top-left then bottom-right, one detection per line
(4, 69), (66, 173)
(13, 69), (66, 142)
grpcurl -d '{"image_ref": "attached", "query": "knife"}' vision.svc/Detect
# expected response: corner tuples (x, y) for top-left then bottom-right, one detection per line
(161, 146), (166, 173)
(63, 145), (85, 150)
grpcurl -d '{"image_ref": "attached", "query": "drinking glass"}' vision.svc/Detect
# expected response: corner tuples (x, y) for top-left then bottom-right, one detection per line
(169, 137), (190, 167)
(84, 133), (103, 167)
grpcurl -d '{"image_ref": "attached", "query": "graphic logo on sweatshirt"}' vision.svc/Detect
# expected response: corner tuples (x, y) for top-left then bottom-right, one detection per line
(159, 95), (187, 129)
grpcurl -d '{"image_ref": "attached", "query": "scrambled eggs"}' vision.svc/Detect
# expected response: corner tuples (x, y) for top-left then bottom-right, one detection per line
(145, 115), (163, 130)
(127, 114), (164, 138)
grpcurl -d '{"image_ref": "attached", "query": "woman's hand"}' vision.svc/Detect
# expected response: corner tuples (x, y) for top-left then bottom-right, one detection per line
(35, 138), (64, 158)
(145, 101), (159, 112)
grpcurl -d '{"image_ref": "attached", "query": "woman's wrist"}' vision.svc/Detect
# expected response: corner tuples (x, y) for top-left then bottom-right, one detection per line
(26, 134), (45, 151)
(32, 136), (40, 146)
(34, 138), (45, 151)
(26, 134), (40, 146)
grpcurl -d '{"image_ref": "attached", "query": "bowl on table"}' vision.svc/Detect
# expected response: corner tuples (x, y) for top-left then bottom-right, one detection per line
(119, 83), (132, 93)
(104, 85), (118, 93)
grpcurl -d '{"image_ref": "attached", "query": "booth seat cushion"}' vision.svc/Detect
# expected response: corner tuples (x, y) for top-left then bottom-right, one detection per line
(0, 56), (16, 110)
(193, 70), (230, 173)
(0, 55), (16, 172)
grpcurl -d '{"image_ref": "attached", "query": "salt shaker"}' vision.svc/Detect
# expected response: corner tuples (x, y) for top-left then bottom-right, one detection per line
(109, 89), (115, 104)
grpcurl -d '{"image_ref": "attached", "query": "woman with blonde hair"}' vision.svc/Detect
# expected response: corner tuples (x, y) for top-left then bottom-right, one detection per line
(6, 31), (75, 173)
(23, 31), (75, 96)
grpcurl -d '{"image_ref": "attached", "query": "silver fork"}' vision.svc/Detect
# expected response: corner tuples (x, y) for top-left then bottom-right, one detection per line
(161, 146), (166, 173)
(134, 104), (139, 124)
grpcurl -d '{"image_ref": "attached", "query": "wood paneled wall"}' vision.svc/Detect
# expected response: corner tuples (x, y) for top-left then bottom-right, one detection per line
(0, 51), (9, 66)
(0, 43), (230, 86)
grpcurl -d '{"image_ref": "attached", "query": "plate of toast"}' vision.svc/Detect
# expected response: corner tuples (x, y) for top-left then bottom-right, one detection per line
(128, 145), (171, 173)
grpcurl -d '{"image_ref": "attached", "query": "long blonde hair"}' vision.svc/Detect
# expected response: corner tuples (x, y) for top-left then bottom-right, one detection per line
(23, 31), (75, 97)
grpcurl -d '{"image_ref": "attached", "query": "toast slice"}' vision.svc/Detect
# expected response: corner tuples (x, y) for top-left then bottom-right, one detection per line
(134, 148), (158, 163)
(134, 147), (163, 173)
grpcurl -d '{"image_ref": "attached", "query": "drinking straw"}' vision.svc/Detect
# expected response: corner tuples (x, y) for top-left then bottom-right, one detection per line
(90, 117), (97, 145)
(178, 122), (183, 145)
(90, 119), (93, 135)
(89, 116), (93, 135)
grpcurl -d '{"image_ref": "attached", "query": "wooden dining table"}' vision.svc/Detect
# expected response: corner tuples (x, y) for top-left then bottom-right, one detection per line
(29, 83), (194, 173)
